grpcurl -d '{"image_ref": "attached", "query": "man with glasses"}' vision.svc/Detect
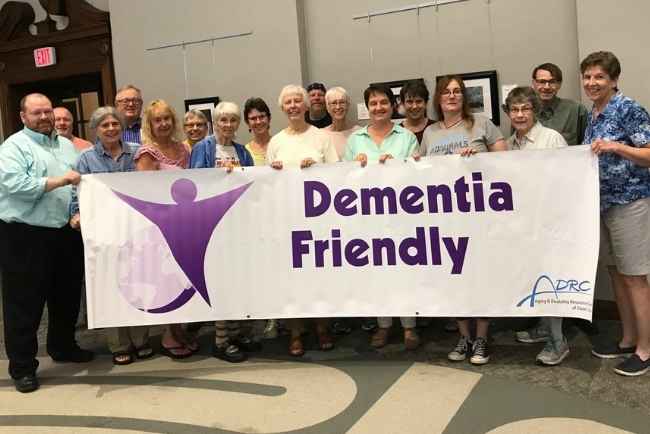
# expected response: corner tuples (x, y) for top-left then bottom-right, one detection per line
(0, 93), (94, 393)
(305, 82), (332, 128)
(531, 63), (588, 146)
(115, 84), (144, 144)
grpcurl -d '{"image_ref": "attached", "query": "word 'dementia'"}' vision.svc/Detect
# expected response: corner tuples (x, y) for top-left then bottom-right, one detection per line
(291, 172), (514, 274)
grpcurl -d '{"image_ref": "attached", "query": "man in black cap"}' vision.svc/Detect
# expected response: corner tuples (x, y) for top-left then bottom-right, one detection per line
(305, 82), (332, 128)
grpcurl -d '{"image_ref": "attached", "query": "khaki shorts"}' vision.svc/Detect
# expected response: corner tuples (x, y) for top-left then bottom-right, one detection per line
(600, 197), (650, 276)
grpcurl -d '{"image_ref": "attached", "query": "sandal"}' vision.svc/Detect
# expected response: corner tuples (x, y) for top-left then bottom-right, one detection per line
(185, 341), (200, 354)
(317, 331), (334, 351)
(371, 327), (390, 348)
(404, 328), (420, 351)
(160, 345), (192, 360)
(289, 336), (305, 357)
(112, 351), (134, 365)
(135, 344), (154, 359)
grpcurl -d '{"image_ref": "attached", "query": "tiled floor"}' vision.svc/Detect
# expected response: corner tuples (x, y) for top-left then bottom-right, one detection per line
(0, 315), (649, 433)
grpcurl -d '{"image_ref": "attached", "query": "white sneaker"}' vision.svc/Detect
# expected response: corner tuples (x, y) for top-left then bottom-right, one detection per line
(516, 325), (550, 343)
(536, 338), (569, 366)
(470, 337), (490, 365)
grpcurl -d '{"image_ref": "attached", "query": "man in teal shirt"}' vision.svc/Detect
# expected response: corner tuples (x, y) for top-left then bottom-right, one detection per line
(0, 93), (93, 393)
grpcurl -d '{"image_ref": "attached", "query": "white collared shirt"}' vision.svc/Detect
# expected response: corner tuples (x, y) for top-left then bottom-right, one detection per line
(508, 122), (567, 150)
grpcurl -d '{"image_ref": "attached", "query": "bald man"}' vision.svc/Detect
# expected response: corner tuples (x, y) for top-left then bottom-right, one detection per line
(0, 93), (93, 393)
(53, 107), (92, 151)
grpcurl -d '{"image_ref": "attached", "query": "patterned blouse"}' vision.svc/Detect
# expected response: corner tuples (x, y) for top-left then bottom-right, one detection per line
(584, 92), (650, 212)
(134, 141), (189, 170)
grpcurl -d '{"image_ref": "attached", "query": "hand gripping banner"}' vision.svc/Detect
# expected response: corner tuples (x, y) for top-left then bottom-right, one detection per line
(80, 146), (599, 328)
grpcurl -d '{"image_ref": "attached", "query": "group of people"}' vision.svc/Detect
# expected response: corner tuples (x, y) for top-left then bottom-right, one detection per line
(1, 50), (650, 394)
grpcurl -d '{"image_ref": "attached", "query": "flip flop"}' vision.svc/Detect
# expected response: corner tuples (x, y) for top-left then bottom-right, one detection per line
(135, 344), (155, 359)
(160, 345), (192, 360)
(112, 351), (134, 365)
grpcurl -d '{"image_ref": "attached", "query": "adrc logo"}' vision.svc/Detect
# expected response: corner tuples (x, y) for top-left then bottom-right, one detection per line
(517, 275), (591, 308)
(113, 178), (252, 313)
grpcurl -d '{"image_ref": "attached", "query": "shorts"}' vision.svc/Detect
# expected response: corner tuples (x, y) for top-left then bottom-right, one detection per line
(599, 197), (650, 276)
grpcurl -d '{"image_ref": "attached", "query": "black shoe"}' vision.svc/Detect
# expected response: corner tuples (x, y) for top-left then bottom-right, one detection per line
(613, 354), (650, 377)
(331, 320), (352, 335)
(212, 344), (247, 363)
(591, 342), (636, 359)
(14, 375), (39, 393)
(361, 319), (378, 333)
(50, 346), (94, 363)
(234, 336), (262, 352)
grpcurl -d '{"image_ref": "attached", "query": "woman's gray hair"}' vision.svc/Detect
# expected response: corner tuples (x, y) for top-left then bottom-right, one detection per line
(89, 106), (125, 130)
(503, 86), (541, 119)
(213, 101), (240, 122)
(325, 86), (351, 106)
(278, 84), (309, 109)
(183, 109), (208, 124)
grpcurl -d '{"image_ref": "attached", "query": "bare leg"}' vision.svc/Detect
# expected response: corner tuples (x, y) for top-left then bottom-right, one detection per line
(457, 319), (471, 338)
(476, 318), (490, 339)
(621, 274), (650, 359)
(608, 266), (638, 347)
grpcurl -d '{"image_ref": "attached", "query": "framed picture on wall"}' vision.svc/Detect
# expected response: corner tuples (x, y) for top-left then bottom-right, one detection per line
(369, 78), (425, 120)
(436, 70), (500, 125)
(184, 97), (220, 135)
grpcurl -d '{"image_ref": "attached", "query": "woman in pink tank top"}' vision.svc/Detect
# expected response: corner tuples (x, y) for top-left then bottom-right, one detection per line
(135, 99), (193, 359)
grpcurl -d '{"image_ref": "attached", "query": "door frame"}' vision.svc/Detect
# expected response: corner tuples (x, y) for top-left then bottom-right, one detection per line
(0, 1), (115, 138)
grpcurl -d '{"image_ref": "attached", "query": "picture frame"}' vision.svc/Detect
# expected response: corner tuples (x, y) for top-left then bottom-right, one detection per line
(436, 70), (500, 126)
(184, 96), (220, 135)
(369, 78), (425, 121)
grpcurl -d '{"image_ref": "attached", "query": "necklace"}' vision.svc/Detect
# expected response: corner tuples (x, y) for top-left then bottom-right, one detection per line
(442, 117), (463, 129)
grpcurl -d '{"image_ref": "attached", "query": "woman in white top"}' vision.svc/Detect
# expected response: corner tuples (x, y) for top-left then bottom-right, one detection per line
(322, 86), (360, 160)
(267, 84), (338, 170)
(267, 84), (338, 357)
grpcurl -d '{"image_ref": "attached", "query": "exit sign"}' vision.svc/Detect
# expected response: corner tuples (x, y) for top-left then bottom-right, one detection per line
(33, 47), (56, 68)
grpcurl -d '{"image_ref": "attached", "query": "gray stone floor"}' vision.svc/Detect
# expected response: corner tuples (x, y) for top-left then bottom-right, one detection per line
(1, 275), (649, 433)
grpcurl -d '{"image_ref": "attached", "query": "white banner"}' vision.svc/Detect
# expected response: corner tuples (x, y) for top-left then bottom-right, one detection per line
(81, 146), (599, 328)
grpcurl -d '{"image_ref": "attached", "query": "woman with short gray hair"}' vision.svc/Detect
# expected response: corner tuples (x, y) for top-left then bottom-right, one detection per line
(69, 106), (148, 366)
(504, 86), (566, 151)
(504, 87), (569, 366)
(182, 109), (208, 149)
(323, 86), (360, 160)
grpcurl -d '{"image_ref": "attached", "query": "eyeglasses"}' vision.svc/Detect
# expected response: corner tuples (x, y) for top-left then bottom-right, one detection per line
(534, 79), (559, 87)
(116, 98), (143, 106)
(441, 89), (463, 97)
(508, 105), (534, 114)
(184, 122), (207, 128)
(328, 100), (347, 107)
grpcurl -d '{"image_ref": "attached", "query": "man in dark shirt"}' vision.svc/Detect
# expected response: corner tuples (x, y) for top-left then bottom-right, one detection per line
(305, 82), (332, 128)
(531, 63), (589, 146)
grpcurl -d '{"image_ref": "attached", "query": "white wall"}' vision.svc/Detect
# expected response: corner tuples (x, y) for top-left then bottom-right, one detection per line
(301, 0), (581, 135)
(108, 0), (304, 143)
(576, 0), (650, 109)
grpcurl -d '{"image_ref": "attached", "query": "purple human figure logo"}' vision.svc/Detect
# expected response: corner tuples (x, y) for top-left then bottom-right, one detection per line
(113, 178), (252, 313)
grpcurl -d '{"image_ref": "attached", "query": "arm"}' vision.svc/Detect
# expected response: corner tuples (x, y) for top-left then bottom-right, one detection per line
(69, 153), (91, 217)
(135, 153), (158, 171)
(594, 102), (650, 167)
(591, 140), (650, 167)
(487, 139), (508, 152)
(0, 143), (77, 200)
